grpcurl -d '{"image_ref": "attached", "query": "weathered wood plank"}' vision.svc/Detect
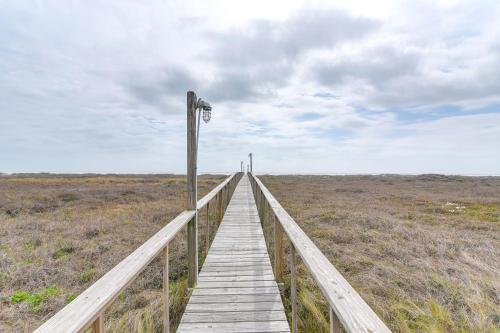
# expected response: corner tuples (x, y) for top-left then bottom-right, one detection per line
(180, 310), (286, 323)
(196, 280), (278, 288)
(186, 301), (285, 312)
(177, 321), (290, 333)
(189, 294), (281, 303)
(197, 275), (276, 282)
(201, 265), (273, 272)
(192, 287), (280, 296)
(178, 175), (289, 332)
(199, 270), (274, 277)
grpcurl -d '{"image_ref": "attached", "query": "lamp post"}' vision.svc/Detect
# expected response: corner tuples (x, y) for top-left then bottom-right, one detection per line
(248, 153), (253, 173)
(186, 91), (212, 288)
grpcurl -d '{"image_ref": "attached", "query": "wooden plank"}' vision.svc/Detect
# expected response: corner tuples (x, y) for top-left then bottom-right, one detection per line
(181, 310), (286, 323)
(189, 294), (281, 303)
(177, 321), (289, 333)
(192, 287), (280, 296)
(206, 253), (269, 259)
(197, 275), (276, 282)
(204, 260), (271, 266)
(201, 265), (272, 272)
(196, 281), (278, 288)
(177, 175), (290, 333)
(250, 174), (391, 333)
(186, 301), (285, 312)
(203, 259), (271, 265)
(199, 270), (274, 277)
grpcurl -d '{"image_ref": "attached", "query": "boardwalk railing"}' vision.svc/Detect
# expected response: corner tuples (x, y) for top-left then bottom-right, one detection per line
(35, 172), (243, 333)
(248, 173), (391, 333)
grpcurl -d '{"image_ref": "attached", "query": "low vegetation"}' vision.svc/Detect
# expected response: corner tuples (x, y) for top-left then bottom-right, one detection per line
(0, 174), (225, 332)
(1, 173), (498, 332)
(260, 174), (500, 333)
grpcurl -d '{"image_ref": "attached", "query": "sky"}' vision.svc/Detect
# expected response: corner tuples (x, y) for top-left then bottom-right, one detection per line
(1, 0), (499, 175)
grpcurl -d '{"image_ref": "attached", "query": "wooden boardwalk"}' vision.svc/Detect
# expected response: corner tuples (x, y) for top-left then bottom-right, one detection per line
(177, 175), (290, 333)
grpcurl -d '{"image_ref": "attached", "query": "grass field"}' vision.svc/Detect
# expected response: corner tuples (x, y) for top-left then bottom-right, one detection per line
(260, 174), (500, 333)
(0, 174), (498, 333)
(0, 174), (225, 332)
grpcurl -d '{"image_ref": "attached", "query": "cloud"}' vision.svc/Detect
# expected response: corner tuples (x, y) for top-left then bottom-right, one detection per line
(0, 0), (499, 174)
(311, 46), (420, 87)
(124, 67), (199, 112)
(201, 8), (379, 102)
(309, 2), (500, 110)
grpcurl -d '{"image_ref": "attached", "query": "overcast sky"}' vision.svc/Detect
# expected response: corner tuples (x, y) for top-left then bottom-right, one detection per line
(1, 0), (499, 174)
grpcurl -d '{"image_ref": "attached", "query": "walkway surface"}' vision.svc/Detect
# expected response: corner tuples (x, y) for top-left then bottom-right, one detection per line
(177, 175), (290, 333)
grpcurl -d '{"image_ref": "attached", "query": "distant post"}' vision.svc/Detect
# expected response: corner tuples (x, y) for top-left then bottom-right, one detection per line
(186, 91), (198, 288)
(241, 161), (243, 173)
(249, 153), (253, 173)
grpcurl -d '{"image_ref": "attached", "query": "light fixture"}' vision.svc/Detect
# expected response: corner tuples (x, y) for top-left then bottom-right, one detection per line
(202, 108), (211, 123)
(197, 98), (212, 123)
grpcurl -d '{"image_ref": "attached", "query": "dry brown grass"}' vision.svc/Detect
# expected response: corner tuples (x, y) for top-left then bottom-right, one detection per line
(0, 174), (225, 332)
(260, 174), (500, 333)
(2, 173), (499, 333)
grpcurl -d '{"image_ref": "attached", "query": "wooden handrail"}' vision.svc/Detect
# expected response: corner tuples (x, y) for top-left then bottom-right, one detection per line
(197, 173), (236, 209)
(34, 173), (242, 333)
(249, 173), (391, 333)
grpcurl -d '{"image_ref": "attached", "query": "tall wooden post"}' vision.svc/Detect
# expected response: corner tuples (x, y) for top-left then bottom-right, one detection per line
(187, 91), (198, 288)
(249, 153), (253, 173)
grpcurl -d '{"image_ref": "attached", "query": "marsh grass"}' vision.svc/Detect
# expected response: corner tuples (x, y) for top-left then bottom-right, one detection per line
(261, 175), (500, 333)
(0, 174), (225, 332)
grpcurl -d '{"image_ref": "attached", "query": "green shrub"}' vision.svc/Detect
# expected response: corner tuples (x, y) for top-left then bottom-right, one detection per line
(53, 245), (76, 259)
(9, 291), (30, 303)
(9, 285), (60, 311)
(80, 268), (96, 283)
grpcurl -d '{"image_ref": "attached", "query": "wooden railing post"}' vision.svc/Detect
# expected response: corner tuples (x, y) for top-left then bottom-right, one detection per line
(92, 315), (103, 333)
(205, 203), (210, 254)
(290, 245), (298, 333)
(330, 308), (341, 333)
(163, 245), (170, 333)
(274, 215), (284, 283)
(217, 191), (223, 224)
(187, 91), (198, 288)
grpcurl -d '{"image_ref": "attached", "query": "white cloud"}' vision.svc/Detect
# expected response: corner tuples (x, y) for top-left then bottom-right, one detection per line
(0, 0), (499, 174)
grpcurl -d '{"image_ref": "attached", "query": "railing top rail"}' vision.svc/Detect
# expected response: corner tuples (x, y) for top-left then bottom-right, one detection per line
(197, 173), (236, 209)
(250, 173), (391, 333)
(35, 173), (237, 333)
